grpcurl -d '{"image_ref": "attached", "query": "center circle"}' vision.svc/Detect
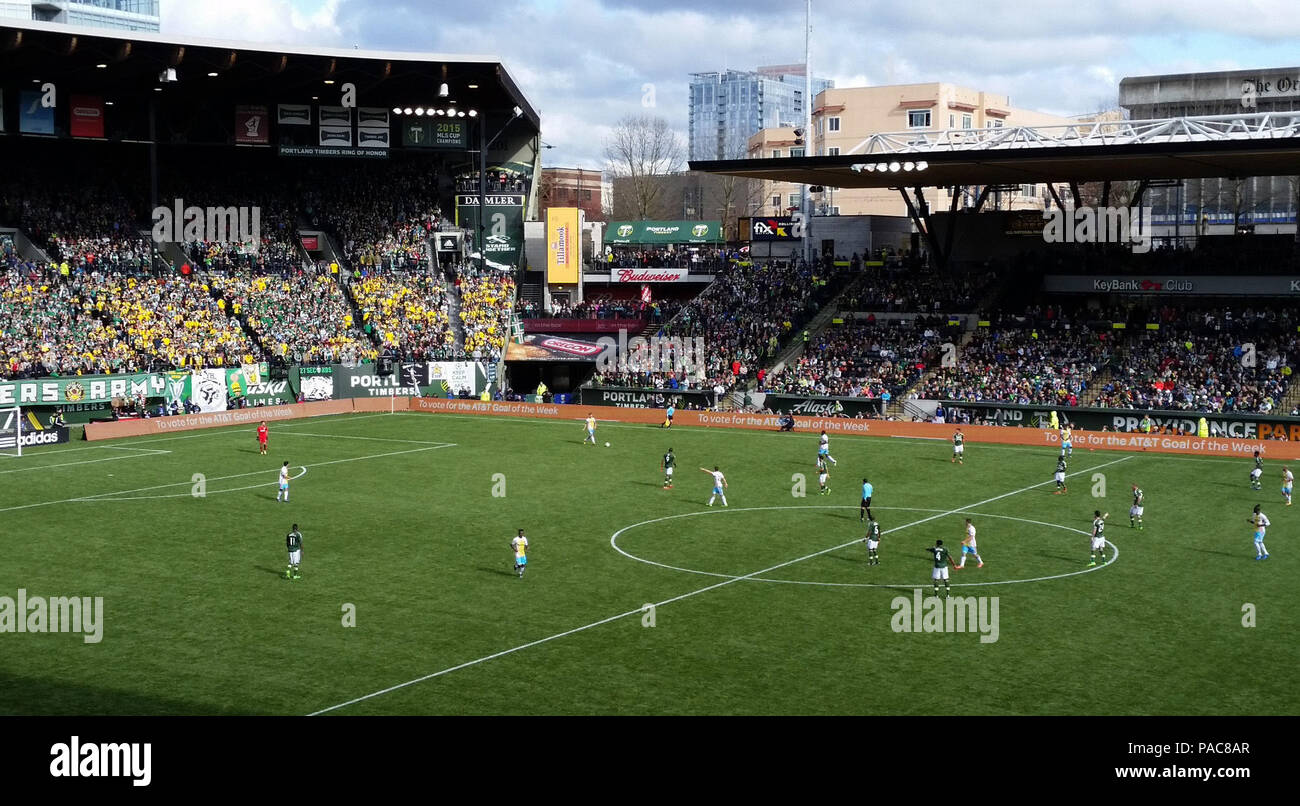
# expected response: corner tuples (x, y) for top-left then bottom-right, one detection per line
(610, 505), (1118, 588)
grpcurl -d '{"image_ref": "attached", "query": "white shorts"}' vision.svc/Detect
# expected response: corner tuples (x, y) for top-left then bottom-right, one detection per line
(1130, 506), (1144, 517)
(1251, 469), (1262, 479)
(932, 566), (949, 581)
(665, 467), (673, 477)
(953, 445), (964, 454)
(288, 549), (302, 565)
(1091, 537), (1106, 551)
(866, 539), (879, 551)
(1054, 472), (1065, 483)
(819, 473), (828, 485)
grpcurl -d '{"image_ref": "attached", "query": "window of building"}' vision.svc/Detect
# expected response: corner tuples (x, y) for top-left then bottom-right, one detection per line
(828, 117), (840, 132)
(788, 193), (801, 209)
(790, 147), (805, 157)
(828, 146), (840, 156)
(908, 110), (931, 128)
(582, 190), (592, 201)
(949, 114), (955, 128)
(992, 119), (1004, 128)
(772, 195), (782, 207)
(771, 149), (782, 158)
(962, 114), (973, 129)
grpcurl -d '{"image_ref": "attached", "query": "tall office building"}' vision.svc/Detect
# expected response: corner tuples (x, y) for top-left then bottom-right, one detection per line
(688, 64), (832, 162)
(0, 1), (160, 33)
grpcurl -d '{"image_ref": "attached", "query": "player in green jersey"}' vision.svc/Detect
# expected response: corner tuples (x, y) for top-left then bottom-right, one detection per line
(1089, 511), (1109, 567)
(661, 448), (676, 489)
(864, 518), (882, 565)
(924, 539), (956, 598)
(1053, 456), (1068, 494)
(1129, 484), (1144, 529)
(284, 524), (303, 580)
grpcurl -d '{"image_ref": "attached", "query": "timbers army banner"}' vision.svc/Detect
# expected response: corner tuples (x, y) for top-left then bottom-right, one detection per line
(0, 373), (166, 407)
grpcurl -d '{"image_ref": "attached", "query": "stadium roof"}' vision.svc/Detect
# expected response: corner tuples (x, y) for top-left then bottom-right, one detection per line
(0, 18), (539, 129)
(690, 113), (1300, 189)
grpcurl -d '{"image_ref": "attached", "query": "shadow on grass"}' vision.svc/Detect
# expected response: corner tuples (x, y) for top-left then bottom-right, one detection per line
(477, 566), (519, 578)
(256, 565), (288, 577)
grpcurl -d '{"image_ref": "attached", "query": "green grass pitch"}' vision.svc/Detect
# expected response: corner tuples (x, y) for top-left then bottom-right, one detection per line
(0, 410), (1295, 715)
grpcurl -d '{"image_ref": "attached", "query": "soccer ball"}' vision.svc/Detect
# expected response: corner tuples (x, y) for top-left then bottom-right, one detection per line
(604, 442), (610, 448)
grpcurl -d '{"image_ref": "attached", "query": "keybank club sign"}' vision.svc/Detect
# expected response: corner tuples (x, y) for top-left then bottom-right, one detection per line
(1045, 275), (1300, 296)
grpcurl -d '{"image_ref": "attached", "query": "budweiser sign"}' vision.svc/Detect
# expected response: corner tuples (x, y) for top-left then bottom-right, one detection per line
(615, 269), (686, 283)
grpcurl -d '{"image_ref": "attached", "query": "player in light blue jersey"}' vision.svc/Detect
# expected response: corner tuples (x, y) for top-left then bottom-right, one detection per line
(859, 478), (874, 522)
(1248, 504), (1271, 560)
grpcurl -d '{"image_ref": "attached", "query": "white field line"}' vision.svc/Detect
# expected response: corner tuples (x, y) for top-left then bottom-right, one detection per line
(0, 447), (172, 475)
(307, 454), (1131, 716)
(0, 443), (455, 513)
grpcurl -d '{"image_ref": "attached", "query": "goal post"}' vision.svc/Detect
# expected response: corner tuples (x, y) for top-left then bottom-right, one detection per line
(0, 406), (22, 458)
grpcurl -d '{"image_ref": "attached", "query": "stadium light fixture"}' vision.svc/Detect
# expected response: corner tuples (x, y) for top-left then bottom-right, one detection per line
(414, 107), (425, 116)
(467, 109), (477, 117)
(916, 161), (929, 171)
(96, 63), (107, 69)
(512, 106), (522, 117)
(392, 106), (402, 114)
(158, 67), (177, 83)
(467, 83), (479, 89)
(438, 82), (450, 97)
(888, 161), (901, 172)
(207, 71), (218, 77)
(435, 109), (445, 116)
(457, 111), (466, 118)
(903, 162), (915, 171)
(403, 107), (413, 115)
(324, 79), (335, 85)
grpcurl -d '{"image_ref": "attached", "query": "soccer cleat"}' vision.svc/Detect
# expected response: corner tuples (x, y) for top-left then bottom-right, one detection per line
(977, 562), (984, 568)
(1263, 554), (1270, 560)
(1087, 561), (1096, 567)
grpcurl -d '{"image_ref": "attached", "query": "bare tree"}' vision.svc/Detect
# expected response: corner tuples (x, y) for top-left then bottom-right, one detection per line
(603, 115), (685, 220)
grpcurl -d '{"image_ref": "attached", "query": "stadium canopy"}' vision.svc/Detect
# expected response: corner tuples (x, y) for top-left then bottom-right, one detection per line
(0, 18), (540, 139)
(689, 113), (1300, 192)
(606, 221), (723, 245)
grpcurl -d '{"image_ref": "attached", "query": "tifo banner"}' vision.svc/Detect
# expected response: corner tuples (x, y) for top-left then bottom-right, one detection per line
(606, 221), (722, 245)
(505, 334), (604, 362)
(0, 373), (166, 406)
(68, 95), (105, 138)
(546, 207), (581, 285)
(19, 90), (54, 135)
(225, 363), (269, 398)
(235, 105), (269, 144)
(579, 386), (715, 408)
(761, 394), (884, 417)
(163, 370), (192, 407)
(296, 366), (334, 401)
(277, 104), (311, 126)
(940, 400), (1300, 441)
(1044, 275), (1300, 296)
(193, 368), (228, 413)
(455, 194), (525, 269)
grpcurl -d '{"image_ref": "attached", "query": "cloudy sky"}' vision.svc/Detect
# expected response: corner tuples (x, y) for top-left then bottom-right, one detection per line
(163, 0), (1300, 169)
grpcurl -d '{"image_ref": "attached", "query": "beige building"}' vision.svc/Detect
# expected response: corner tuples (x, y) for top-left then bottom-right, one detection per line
(749, 83), (1078, 219)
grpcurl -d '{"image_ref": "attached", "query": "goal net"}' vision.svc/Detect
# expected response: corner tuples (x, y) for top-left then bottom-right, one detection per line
(0, 406), (21, 458)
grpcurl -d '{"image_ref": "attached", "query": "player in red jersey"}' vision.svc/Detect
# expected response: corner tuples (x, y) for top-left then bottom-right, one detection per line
(257, 421), (269, 455)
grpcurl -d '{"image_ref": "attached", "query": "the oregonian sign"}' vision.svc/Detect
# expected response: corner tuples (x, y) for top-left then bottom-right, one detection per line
(1044, 275), (1300, 296)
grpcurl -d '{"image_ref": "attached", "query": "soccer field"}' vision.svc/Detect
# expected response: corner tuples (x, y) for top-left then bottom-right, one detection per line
(0, 410), (1295, 716)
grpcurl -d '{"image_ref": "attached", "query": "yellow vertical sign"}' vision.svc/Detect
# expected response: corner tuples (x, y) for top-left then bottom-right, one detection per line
(547, 207), (580, 284)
